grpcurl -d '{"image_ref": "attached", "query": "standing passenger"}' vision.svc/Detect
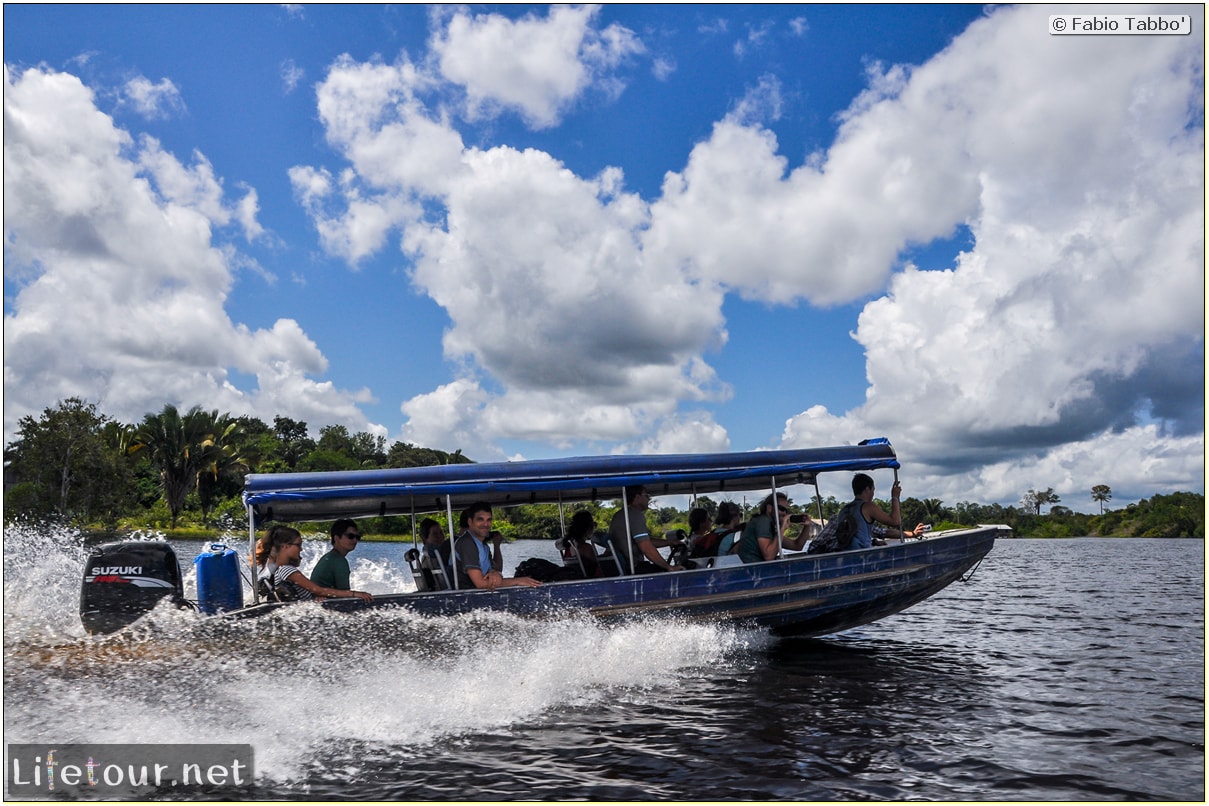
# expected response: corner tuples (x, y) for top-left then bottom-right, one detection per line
(850, 474), (911, 549)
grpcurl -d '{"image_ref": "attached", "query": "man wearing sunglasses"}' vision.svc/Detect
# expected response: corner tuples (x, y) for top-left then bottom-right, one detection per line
(311, 518), (363, 591)
(736, 492), (813, 563)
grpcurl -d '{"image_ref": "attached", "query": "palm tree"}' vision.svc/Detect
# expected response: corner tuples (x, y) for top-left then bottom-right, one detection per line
(195, 414), (248, 523)
(1022, 487), (1061, 515)
(131, 405), (234, 527)
(1091, 485), (1112, 515)
(922, 498), (945, 522)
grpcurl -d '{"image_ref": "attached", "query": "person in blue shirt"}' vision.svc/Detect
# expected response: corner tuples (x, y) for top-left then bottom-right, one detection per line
(849, 473), (908, 549)
(453, 502), (542, 590)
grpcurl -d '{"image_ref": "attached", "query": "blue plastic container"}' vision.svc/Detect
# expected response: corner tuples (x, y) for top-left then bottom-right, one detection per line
(194, 543), (243, 615)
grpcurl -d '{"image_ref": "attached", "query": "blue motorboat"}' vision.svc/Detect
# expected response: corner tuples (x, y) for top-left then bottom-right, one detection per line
(230, 438), (1002, 638)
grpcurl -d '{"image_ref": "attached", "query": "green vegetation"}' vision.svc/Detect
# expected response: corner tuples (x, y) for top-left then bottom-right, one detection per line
(4, 398), (1204, 541)
(778, 492), (1202, 539)
(3, 398), (471, 539)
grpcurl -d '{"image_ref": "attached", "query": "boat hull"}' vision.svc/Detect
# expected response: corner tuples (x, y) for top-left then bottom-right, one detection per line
(239, 527), (999, 638)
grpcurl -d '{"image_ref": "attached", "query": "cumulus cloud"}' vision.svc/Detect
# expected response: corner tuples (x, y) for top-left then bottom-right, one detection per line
(2, 65), (379, 439)
(775, 5), (1204, 498)
(635, 412), (731, 455)
(397, 140), (732, 449)
(429, 4), (643, 129)
(294, 28), (731, 452)
(644, 94), (976, 306)
(398, 378), (493, 455)
(294, 5), (1201, 501)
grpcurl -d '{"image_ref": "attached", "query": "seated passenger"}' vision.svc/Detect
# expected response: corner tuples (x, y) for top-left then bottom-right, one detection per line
(453, 502), (542, 590)
(419, 517), (453, 578)
(562, 510), (605, 578)
(736, 493), (812, 563)
(255, 526), (280, 595)
(686, 507), (720, 558)
(607, 486), (684, 574)
(712, 501), (745, 556)
(461, 505), (506, 574)
(256, 524), (373, 602)
(310, 518), (361, 591)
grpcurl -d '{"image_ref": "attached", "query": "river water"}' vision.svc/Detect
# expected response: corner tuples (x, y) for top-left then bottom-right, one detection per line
(3, 527), (1204, 801)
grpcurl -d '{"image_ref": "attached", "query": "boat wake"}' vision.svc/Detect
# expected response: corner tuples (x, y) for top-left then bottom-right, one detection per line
(3, 523), (773, 784)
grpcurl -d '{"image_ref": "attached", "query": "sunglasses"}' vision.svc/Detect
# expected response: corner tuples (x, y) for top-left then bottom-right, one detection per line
(343, 532), (362, 541)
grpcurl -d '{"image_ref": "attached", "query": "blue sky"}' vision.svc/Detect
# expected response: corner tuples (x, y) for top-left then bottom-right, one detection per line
(3, 4), (1204, 510)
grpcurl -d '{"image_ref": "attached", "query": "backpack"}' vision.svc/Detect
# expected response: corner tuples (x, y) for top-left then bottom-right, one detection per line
(514, 557), (579, 582)
(257, 577), (297, 602)
(807, 501), (863, 555)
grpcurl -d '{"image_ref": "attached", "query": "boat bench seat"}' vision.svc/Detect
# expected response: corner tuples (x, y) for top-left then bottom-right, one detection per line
(405, 548), (452, 592)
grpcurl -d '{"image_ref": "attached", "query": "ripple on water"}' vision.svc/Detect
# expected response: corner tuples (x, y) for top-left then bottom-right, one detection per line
(3, 530), (1204, 800)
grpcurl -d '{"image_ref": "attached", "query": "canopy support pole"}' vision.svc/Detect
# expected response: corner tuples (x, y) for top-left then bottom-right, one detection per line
(893, 468), (903, 540)
(621, 486), (635, 575)
(771, 474), (783, 559)
(447, 495), (459, 589)
(247, 504), (259, 605)
(410, 498), (417, 549)
(557, 493), (567, 541)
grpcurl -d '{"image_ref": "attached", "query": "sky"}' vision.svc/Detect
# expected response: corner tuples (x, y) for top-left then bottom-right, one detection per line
(3, 4), (1204, 511)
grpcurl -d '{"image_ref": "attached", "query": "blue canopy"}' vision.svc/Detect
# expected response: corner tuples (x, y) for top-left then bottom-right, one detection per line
(242, 439), (899, 525)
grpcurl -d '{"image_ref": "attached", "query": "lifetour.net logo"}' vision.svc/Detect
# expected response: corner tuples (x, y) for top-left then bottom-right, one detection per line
(7, 744), (254, 797)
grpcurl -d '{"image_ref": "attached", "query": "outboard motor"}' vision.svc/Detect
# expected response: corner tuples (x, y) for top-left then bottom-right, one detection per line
(79, 541), (185, 635)
(194, 542), (243, 614)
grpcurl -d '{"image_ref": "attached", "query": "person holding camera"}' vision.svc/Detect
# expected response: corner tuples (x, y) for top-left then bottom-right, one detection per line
(736, 492), (814, 563)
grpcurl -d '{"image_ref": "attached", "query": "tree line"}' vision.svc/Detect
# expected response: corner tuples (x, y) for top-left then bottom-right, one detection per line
(3, 398), (1203, 540)
(3, 398), (470, 533)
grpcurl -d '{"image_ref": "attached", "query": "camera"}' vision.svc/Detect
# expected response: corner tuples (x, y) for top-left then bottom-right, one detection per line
(788, 513), (806, 523)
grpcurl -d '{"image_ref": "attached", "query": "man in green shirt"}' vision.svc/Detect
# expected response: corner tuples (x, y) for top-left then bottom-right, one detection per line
(311, 518), (361, 590)
(737, 492), (812, 563)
